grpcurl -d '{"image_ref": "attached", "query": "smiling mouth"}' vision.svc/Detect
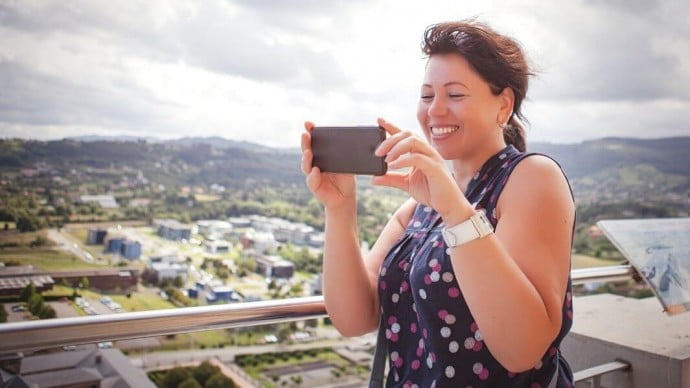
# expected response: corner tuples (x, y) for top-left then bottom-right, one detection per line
(430, 126), (459, 136)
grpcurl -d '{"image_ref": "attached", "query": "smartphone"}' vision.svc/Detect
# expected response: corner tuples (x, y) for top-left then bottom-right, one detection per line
(311, 126), (387, 176)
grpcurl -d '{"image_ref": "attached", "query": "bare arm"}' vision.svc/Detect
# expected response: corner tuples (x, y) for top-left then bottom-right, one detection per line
(444, 155), (574, 372)
(323, 198), (417, 336)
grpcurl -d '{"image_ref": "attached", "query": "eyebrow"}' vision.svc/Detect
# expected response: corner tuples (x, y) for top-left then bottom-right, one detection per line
(421, 81), (468, 88)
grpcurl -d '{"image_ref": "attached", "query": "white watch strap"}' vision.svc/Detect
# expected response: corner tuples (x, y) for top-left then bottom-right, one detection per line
(442, 211), (494, 247)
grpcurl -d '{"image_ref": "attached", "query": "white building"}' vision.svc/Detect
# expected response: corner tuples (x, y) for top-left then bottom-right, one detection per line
(204, 239), (231, 254)
(150, 262), (188, 281)
(196, 220), (233, 239)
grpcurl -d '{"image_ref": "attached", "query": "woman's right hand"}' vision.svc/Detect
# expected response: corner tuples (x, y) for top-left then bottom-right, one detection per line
(301, 121), (356, 210)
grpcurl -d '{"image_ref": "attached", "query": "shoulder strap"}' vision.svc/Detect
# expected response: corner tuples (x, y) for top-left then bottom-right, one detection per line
(368, 316), (388, 388)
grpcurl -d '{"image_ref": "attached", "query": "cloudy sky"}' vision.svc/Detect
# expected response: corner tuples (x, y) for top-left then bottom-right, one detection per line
(1, 0), (689, 148)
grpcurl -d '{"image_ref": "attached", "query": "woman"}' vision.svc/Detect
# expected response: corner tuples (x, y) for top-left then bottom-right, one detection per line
(301, 20), (575, 387)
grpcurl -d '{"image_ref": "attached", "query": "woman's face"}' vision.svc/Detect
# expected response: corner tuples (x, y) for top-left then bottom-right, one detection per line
(417, 53), (510, 160)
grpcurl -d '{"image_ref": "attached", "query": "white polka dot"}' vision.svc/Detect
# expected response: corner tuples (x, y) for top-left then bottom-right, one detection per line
(413, 221), (422, 227)
(430, 272), (440, 282)
(445, 248), (451, 255)
(464, 337), (475, 349)
(419, 289), (427, 299)
(418, 339), (425, 348)
(440, 327), (451, 338)
(394, 371), (399, 382)
(412, 385), (419, 388)
(391, 323), (400, 334)
(385, 329), (392, 339)
(430, 381), (436, 388)
(445, 314), (456, 325)
(449, 341), (459, 353)
(424, 206), (432, 212)
(473, 362), (484, 374)
(499, 153), (506, 160)
(392, 293), (399, 303)
(426, 356), (433, 369)
(442, 272), (454, 282)
(445, 366), (455, 378)
(429, 259), (438, 267)
(390, 351), (399, 361)
(394, 246), (401, 254)
(380, 267), (387, 276)
(412, 303), (417, 313)
(534, 360), (543, 370)
(474, 330), (483, 341)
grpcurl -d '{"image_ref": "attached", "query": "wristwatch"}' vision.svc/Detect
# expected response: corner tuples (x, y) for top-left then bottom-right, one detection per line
(442, 210), (494, 248)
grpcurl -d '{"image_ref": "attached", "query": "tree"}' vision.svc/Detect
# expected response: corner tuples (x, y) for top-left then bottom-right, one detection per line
(173, 275), (185, 288)
(162, 367), (192, 388)
(19, 283), (37, 302)
(79, 277), (89, 289)
(38, 305), (57, 319)
(28, 293), (44, 314)
(193, 361), (220, 386)
(204, 373), (235, 388)
(16, 213), (40, 232)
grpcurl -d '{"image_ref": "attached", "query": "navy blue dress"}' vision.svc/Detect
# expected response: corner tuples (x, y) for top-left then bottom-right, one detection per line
(378, 145), (574, 387)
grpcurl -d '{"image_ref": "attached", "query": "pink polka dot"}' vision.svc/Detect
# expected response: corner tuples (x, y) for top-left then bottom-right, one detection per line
(416, 346), (423, 357)
(508, 372), (516, 378)
(394, 357), (404, 368)
(423, 328), (428, 339)
(424, 274), (432, 285)
(549, 347), (557, 356)
(438, 309), (449, 320)
(433, 264), (442, 272)
(410, 323), (417, 333)
(380, 281), (387, 290)
(448, 287), (461, 298)
(388, 316), (397, 325)
(470, 322), (478, 332)
(567, 310), (573, 320)
(400, 281), (409, 292)
(530, 383), (541, 388)
(479, 369), (489, 380)
(398, 261), (406, 269)
(472, 341), (483, 352)
(390, 333), (399, 342)
(403, 263), (410, 271)
(411, 360), (421, 370)
(429, 352), (436, 362)
(403, 383), (411, 388)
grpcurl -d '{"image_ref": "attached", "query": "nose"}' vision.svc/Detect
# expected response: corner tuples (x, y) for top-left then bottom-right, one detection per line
(428, 95), (447, 117)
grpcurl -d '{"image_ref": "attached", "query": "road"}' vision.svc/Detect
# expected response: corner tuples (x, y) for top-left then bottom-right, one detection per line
(47, 229), (96, 264)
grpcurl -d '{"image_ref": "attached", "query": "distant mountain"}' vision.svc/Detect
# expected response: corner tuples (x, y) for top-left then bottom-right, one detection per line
(69, 135), (156, 143)
(2, 136), (688, 193)
(529, 137), (690, 178)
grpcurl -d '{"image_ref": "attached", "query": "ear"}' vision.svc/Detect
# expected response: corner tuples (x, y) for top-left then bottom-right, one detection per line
(497, 87), (515, 125)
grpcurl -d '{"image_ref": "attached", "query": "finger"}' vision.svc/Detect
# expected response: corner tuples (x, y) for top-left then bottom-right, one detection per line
(304, 121), (315, 133)
(377, 118), (402, 136)
(387, 152), (441, 176)
(301, 131), (311, 152)
(385, 136), (436, 163)
(375, 131), (412, 157)
(301, 149), (313, 175)
(371, 172), (408, 191)
(305, 166), (322, 192)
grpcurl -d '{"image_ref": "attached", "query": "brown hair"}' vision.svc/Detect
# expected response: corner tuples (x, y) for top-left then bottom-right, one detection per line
(421, 20), (532, 152)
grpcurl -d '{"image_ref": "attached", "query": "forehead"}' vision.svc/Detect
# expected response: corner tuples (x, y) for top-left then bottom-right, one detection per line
(422, 53), (482, 86)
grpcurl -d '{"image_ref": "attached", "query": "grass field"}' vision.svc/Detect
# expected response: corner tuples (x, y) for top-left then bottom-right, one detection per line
(0, 248), (104, 270)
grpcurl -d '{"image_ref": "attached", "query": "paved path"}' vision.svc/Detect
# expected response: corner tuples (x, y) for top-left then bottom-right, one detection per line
(46, 229), (95, 264)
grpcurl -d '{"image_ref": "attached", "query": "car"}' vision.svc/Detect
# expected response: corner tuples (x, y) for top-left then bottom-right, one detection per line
(63, 345), (77, 351)
(11, 305), (26, 312)
(97, 342), (113, 349)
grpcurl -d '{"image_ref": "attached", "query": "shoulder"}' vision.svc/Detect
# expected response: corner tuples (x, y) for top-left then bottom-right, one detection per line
(499, 154), (573, 215)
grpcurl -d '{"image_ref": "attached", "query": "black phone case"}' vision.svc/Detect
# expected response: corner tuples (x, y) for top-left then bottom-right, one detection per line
(311, 126), (387, 176)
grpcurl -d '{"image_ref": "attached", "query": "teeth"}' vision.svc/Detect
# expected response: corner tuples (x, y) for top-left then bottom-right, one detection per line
(431, 126), (459, 135)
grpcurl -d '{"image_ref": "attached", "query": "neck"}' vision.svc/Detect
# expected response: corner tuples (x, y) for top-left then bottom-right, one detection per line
(450, 140), (507, 192)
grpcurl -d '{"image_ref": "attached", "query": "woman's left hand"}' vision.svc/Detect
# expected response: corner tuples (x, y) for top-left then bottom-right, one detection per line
(372, 118), (470, 219)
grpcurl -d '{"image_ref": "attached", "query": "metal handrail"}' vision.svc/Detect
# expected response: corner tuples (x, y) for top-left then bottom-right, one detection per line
(0, 265), (635, 354)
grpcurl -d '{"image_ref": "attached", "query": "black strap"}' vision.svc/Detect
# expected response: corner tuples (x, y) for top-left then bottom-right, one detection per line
(368, 316), (388, 388)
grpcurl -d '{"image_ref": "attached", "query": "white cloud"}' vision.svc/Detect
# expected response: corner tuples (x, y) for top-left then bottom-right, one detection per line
(0, 0), (689, 147)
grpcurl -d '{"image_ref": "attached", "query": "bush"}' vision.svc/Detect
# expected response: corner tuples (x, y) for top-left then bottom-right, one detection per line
(205, 373), (235, 388)
(161, 367), (192, 388)
(193, 361), (220, 386)
(38, 305), (56, 319)
(179, 378), (202, 388)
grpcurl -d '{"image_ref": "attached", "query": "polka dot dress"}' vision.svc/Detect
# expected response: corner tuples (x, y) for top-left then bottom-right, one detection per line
(378, 145), (574, 387)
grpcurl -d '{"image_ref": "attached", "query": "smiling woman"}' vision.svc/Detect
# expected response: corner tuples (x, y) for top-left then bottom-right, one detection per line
(302, 19), (575, 388)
